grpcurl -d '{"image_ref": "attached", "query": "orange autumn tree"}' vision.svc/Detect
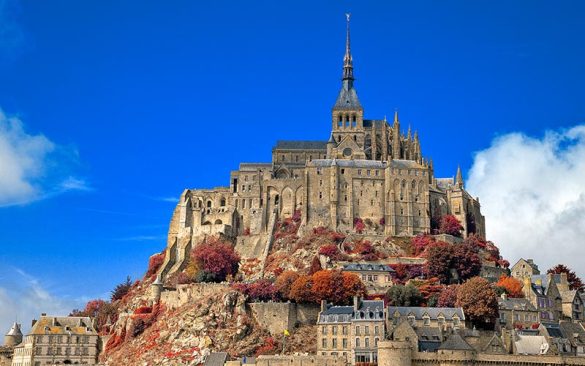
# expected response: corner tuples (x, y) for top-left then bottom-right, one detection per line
(274, 270), (300, 300)
(289, 270), (366, 304)
(496, 275), (524, 298)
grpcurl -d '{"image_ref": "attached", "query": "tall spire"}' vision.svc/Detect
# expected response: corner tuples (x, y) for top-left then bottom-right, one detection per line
(342, 13), (354, 87)
(456, 165), (463, 188)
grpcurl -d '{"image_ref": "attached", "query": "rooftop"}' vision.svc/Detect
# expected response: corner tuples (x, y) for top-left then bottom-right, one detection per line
(273, 140), (328, 150)
(388, 307), (465, 321)
(343, 263), (394, 273)
(30, 316), (97, 336)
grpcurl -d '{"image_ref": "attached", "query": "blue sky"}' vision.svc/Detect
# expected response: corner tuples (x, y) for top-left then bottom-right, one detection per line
(1, 1), (584, 332)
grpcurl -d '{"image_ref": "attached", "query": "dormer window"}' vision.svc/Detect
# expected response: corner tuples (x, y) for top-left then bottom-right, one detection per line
(408, 315), (415, 326)
(423, 314), (430, 326)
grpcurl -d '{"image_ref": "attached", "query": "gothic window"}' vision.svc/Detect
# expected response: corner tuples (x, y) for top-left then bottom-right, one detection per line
(274, 195), (280, 205)
(220, 198), (226, 207)
(207, 200), (212, 208)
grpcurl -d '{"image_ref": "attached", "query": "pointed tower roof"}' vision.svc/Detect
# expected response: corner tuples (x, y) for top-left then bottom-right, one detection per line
(456, 165), (463, 188)
(6, 322), (22, 337)
(334, 14), (362, 110)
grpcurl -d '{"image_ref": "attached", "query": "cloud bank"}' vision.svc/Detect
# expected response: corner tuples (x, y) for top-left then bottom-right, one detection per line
(0, 109), (89, 207)
(0, 267), (84, 334)
(467, 125), (585, 277)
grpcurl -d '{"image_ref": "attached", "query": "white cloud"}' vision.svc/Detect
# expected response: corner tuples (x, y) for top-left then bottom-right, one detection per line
(0, 109), (88, 207)
(467, 125), (585, 278)
(0, 267), (84, 334)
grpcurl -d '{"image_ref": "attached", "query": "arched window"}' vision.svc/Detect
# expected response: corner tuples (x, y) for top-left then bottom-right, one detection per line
(207, 200), (212, 208)
(214, 219), (223, 225)
(274, 194), (280, 205)
(220, 198), (226, 207)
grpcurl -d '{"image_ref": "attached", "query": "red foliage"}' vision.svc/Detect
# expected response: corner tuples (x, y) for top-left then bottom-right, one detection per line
(255, 336), (278, 356)
(496, 275), (524, 298)
(134, 306), (153, 315)
(309, 255), (322, 275)
(423, 242), (453, 284)
(145, 252), (165, 278)
(439, 215), (463, 237)
(275, 270), (300, 300)
(232, 279), (280, 302)
(353, 217), (365, 234)
(289, 275), (315, 303)
(452, 244), (482, 281)
(191, 237), (240, 281)
(437, 285), (459, 307)
(456, 277), (498, 326)
(411, 234), (435, 256)
(292, 209), (302, 222)
(243, 227), (251, 236)
(531, 323), (540, 329)
(319, 244), (341, 259)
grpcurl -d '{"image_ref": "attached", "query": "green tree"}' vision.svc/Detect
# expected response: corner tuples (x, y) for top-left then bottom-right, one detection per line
(385, 284), (423, 306)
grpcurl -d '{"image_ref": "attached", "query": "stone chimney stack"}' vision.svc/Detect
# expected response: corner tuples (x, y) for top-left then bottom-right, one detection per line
(321, 300), (328, 312)
(353, 296), (360, 311)
(501, 292), (508, 301)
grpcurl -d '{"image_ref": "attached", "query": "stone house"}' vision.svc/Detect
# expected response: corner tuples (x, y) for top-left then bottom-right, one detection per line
(498, 293), (539, 330)
(158, 16), (486, 279)
(11, 315), (99, 366)
(550, 273), (584, 322)
(522, 274), (563, 323)
(317, 297), (385, 365)
(511, 259), (540, 280)
(387, 307), (466, 332)
(341, 263), (394, 294)
(559, 322), (585, 356)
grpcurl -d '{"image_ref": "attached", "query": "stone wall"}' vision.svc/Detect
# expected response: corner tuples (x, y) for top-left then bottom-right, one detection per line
(160, 283), (230, 310)
(249, 302), (321, 336)
(256, 355), (348, 366)
(377, 340), (585, 366)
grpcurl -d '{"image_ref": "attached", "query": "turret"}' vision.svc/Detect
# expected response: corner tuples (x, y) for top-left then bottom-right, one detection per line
(150, 275), (164, 304)
(4, 322), (23, 347)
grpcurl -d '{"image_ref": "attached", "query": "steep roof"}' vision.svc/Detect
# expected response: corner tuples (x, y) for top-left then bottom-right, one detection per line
(559, 322), (585, 347)
(438, 333), (475, 351)
(5, 322), (22, 337)
(388, 307), (465, 321)
(29, 315), (97, 336)
(273, 140), (328, 150)
(334, 86), (362, 110)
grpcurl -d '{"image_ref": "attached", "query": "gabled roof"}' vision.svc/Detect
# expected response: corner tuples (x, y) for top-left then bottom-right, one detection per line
(388, 307), (465, 321)
(29, 315), (97, 336)
(438, 333), (475, 351)
(343, 263), (394, 273)
(273, 140), (328, 150)
(559, 290), (579, 304)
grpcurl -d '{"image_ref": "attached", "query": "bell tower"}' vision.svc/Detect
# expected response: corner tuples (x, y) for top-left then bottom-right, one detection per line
(330, 14), (365, 159)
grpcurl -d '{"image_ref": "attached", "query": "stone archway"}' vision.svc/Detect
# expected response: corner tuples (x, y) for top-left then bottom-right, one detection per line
(281, 187), (295, 218)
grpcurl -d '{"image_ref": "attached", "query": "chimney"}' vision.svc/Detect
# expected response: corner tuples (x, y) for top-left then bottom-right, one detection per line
(501, 293), (508, 301)
(353, 296), (360, 311)
(321, 300), (327, 312)
(527, 259), (534, 265)
(41, 313), (46, 316)
(31, 319), (37, 327)
(560, 273), (568, 285)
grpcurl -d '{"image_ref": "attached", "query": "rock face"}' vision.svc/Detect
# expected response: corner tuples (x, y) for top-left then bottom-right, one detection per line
(103, 288), (270, 366)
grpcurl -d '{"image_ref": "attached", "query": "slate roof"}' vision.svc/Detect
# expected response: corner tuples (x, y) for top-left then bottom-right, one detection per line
(343, 263), (394, 273)
(5, 322), (22, 337)
(498, 297), (537, 311)
(239, 163), (272, 172)
(559, 322), (585, 347)
(559, 290), (578, 304)
(388, 307), (465, 321)
(274, 140), (328, 150)
(204, 352), (228, 366)
(334, 85), (362, 110)
(438, 333), (475, 351)
(30, 316), (97, 336)
(320, 300), (385, 322)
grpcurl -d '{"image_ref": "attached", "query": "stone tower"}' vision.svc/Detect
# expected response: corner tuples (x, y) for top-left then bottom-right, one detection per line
(377, 340), (412, 366)
(4, 322), (23, 347)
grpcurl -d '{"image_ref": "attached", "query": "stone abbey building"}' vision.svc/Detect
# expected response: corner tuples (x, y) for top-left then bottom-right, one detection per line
(160, 17), (485, 277)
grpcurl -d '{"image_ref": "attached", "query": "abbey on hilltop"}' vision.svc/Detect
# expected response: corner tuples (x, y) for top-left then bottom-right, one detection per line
(159, 16), (485, 278)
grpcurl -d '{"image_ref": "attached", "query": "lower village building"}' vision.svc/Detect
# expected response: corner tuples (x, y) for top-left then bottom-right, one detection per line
(10, 315), (99, 366)
(317, 297), (385, 365)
